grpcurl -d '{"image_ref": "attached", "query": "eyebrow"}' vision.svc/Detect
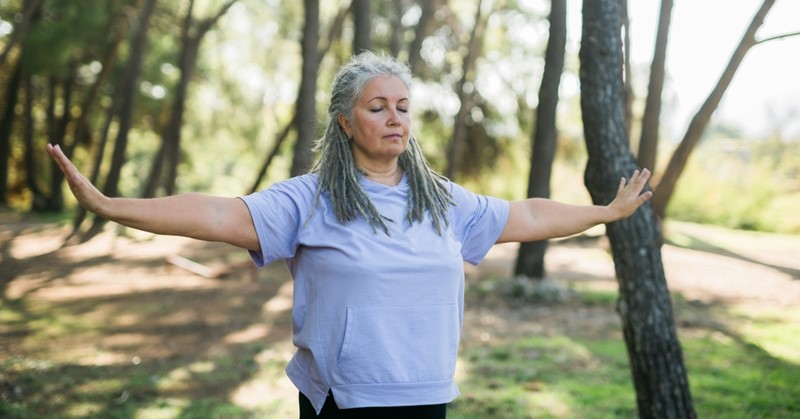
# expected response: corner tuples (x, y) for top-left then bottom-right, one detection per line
(366, 96), (410, 103)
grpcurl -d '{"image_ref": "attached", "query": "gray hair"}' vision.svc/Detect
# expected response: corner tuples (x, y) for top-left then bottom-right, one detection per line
(310, 51), (452, 235)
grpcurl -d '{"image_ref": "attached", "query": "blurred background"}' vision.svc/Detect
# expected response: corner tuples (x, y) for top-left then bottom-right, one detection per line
(1, 1), (799, 418)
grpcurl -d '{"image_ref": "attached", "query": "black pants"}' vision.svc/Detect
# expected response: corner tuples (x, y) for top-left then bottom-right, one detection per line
(299, 392), (447, 419)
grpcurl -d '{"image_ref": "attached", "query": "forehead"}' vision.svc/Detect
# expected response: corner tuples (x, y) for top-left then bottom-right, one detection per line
(359, 75), (409, 101)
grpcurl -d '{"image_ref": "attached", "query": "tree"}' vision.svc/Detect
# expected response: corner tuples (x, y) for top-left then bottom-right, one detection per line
(408, 0), (442, 76)
(444, 0), (488, 179)
(142, 0), (239, 198)
(514, 0), (567, 279)
(84, 0), (158, 239)
(579, 0), (695, 417)
(651, 0), (776, 218)
(352, 0), (372, 53)
(636, 0), (674, 173)
(289, 0), (321, 177)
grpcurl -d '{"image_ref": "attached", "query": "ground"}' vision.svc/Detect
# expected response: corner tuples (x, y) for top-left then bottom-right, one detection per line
(1, 212), (798, 416)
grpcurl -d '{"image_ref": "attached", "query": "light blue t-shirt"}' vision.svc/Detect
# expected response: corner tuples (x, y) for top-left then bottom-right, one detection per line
(241, 173), (509, 414)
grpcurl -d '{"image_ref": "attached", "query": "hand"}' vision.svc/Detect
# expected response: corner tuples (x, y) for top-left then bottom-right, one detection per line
(46, 144), (110, 216)
(607, 168), (653, 221)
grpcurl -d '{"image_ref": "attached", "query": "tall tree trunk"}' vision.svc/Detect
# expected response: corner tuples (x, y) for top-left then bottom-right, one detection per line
(44, 75), (75, 211)
(68, 4), (131, 157)
(22, 75), (46, 211)
(580, 0), (695, 417)
(352, 0), (372, 53)
(514, 0), (567, 279)
(290, 0), (320, 177)
(161, 0), (238, 196)
(651, 0), (775, 219)
(388, 0), (407, 57)
(445, 0), (487, 179)
(621, 0), (633, 137)
(636, 0), (673, 173)
(408, 0), (441, 76)
(85, 0), (158, 239)
(0, 59), (23, 206)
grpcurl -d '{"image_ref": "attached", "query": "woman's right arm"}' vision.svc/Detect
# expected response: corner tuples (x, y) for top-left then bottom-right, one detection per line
(47, 144), (260, 251)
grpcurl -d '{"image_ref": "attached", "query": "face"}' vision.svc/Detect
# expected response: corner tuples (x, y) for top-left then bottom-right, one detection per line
(338, 75), (411, 169)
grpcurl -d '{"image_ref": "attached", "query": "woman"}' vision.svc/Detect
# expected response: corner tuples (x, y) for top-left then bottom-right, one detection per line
(47, 51), (652, 418)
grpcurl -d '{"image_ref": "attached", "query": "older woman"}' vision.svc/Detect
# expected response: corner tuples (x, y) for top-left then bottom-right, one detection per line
(47, 51), (651, 418)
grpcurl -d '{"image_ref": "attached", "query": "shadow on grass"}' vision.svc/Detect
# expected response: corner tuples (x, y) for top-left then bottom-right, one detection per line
(0, 216), (295, 418)
(665, 231), (800, 280)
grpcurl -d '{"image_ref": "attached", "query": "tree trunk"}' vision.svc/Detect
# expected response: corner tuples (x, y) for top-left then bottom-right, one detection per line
(514, 0), (567, 279)
(22, 75), (46, 211)
(290, 0), (320, 177)
(444, 0), (486, 179)
(85, 0), (157, 239)
(408, 0), (441, 76)
(388, 0), (407, 57)
(579, 0), (695, 417)
(636, 0), (673, 173)
(651, 0), (775, 219)
(621, 0), (633, 137)
(0, 59), (23, 206)
(44, 75), (75, 212)
(352, 0), (372, 53)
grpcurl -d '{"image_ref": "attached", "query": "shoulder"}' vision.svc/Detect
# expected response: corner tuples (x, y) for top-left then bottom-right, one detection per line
(242, 173), (318, 209)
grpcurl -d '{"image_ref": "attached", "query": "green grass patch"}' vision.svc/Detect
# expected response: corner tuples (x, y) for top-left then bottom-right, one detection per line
(451, 287), (800, 418)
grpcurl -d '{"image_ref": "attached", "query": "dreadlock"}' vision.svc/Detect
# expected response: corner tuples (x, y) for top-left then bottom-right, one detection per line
(309, 51), (452, 235)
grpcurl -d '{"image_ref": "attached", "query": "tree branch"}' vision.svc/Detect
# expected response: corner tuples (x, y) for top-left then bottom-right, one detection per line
(756, 30), (800, 44)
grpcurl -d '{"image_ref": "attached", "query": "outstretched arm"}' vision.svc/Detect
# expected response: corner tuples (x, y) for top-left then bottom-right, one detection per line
(47, 144), (260, 251)
(496, 169), (653, 243)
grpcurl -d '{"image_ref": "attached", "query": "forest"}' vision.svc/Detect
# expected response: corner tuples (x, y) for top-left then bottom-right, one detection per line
(1, 0), (799, 418)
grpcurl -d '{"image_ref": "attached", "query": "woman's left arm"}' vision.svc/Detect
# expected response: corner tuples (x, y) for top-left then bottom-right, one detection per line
(496, 169), (653, 243)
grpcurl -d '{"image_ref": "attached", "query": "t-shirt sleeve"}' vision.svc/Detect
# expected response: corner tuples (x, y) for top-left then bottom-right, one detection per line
(239, 176), (316, 267)
(448, 182), (510, 266)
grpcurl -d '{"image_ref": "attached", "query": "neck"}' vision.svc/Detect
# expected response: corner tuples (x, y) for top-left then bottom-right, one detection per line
(359, 163), (403, 186)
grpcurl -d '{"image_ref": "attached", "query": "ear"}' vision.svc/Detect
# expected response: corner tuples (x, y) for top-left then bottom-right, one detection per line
(337, 114), (353, 138)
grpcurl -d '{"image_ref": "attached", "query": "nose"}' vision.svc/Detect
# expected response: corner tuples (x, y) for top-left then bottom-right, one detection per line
(387, 109), (401, 127)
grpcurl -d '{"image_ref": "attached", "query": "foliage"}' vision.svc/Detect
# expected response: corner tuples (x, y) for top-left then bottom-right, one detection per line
(666, 136), (800, 234)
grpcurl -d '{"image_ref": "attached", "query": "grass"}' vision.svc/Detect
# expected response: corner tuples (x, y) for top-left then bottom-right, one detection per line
(450, 296), (800, 418)
(2, 219), (798, 418)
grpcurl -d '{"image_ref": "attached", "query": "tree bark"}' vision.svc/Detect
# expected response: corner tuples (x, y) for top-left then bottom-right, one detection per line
(514, 0), (567, 279)
(444, 0), (487, 179)
(408, 0), (441, 76)
(580, 0), (695, 417)
(290, 0), (320, 177)
(652, 0), (775, 219)
(85, 0), (157, 239)
(0, 59), (23, 206)
(621, 0), (633, 137)
(636, 0), (673, 173)
(352, 0), (372, 53)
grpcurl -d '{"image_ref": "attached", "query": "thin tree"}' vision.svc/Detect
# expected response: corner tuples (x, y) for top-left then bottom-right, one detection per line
(652, 0), (776, 218)
(249, 1), (351, 191)
(144, 0), (239, 198)
(290, 0), (321, 177)
(514, 0), (567, 279)
(352, 0), (372, 53)
(407, 0), (442, 76)
(636, 0), (674, 173)
(580, 0), (695, 416)
(84, 0), (158, 240)
(445, 0), (488, 179)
